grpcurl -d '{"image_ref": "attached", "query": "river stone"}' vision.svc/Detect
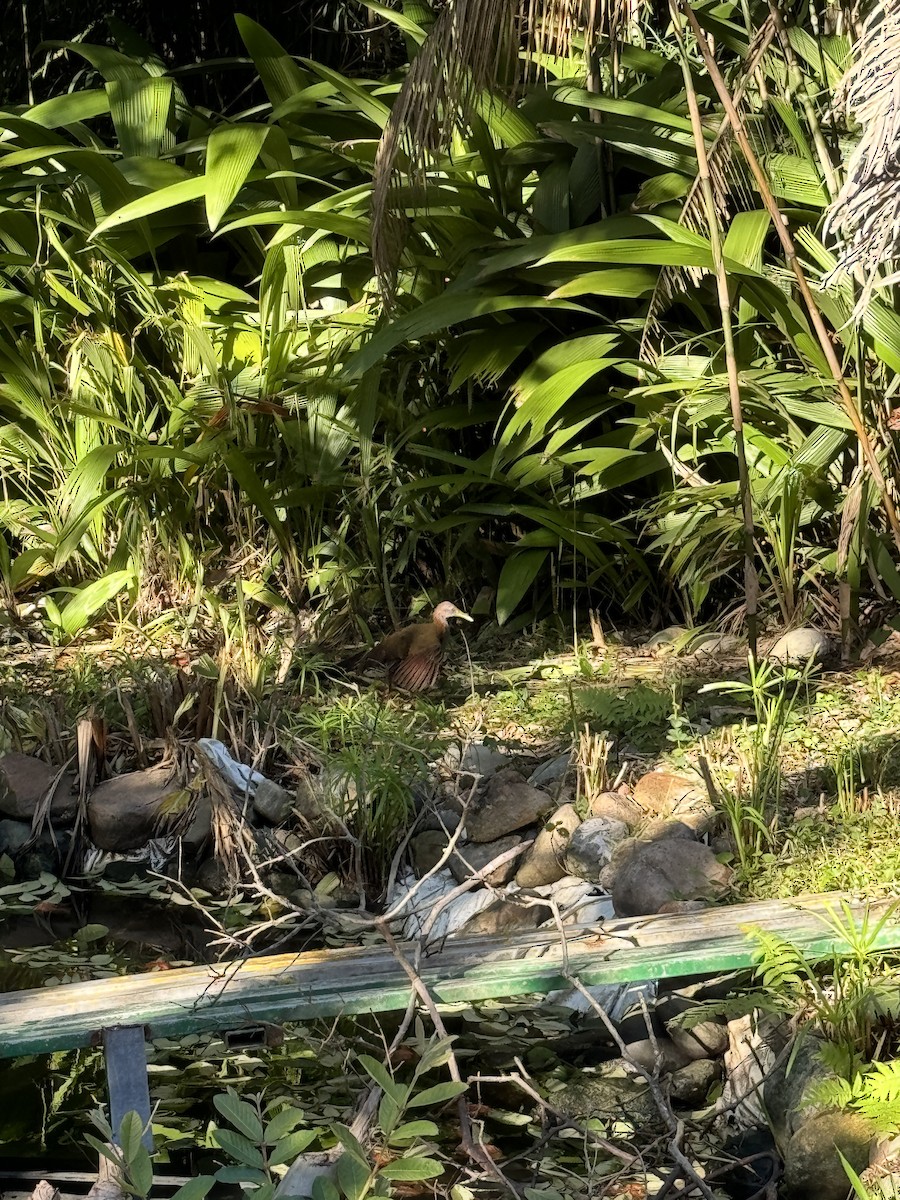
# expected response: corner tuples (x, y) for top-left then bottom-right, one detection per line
(764, 1034), (838, 1144)
(783, 1111), (874, 1200)
(0, 753), (77, 823)
(411, 830), (449, 877)
(516, 804), (580, 887)
(768, 627), (831, 663)
(252, 779), (293, 825)
(611, 839), (732, 916)
(465, 768), (553, 843)
(87, 765), (187, 852)
(632, 769), (707, 818)
(639, 818), (696, 842)
(669, 1058), (719, 1106)
(667, 1018), (729, 1061)
(449, 834), (524, 886)
(564, 817), (629, 882)
(589, 791), (643, 828)
(0, 819), (70, 878)
(459, 743), (508, 779)
(528, 752), (573, 789)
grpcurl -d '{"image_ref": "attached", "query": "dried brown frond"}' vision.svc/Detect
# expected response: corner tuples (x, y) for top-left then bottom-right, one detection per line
(373, 0), (616, 290)
(640, 15), (777, 363)
(824, 0), (900, 315)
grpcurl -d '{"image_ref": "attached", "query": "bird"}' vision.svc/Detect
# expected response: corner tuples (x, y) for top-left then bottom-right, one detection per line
(361, 602), (473, 692)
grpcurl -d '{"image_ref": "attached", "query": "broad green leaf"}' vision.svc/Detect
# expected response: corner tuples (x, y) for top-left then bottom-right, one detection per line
(41, 41), (148, 82)
(405, 1081), (469, 1108)
(59, 570), (133, 637)
(549, 268), (657, 299)
(117, 1111), (144, 1163)
(212, 1128), (265, 1169)
(497, 550), (550, 625)
(170, 1178), (215, 1200)
(268, 1128), (317, 1166)
(388, 1120), (440, 1142)
(215, 207), (371, 242)
(205, 124), (269, 230)
(129, 1147), (154, 1198)
(24, 90), (110, 128)
(301, 61), (392, 129)
(336, 1152), (371, 1200)
(213, 1091), (264, 1143)
(91, 176), (210, 236)
(311, 1179), (341, 1200)
(362, 1), (427, 43)
(264, 1106), (306, 1144)
(346, 295), (586, 378)
(358, 1054), (404, 1102)
(235, 16), (310, 107)
(107, 76), (174, 158)
(537, 239), (717, 269)
(377, 1157), (444, 1181)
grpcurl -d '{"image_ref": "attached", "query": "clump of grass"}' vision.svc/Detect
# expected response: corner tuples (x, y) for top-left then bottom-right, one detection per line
(701, 656), (817, 873)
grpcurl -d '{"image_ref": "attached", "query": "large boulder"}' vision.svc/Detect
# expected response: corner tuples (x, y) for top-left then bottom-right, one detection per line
(589, 791), (643, 828)
(448, 834), (525, 886)
(465, 768), (553, 842)
(564, 817), (629, 882)
(516, 804), (580, 887)
(768, 627), (831, 664)
(87, 766), (196, 852)
(610, 839), (732, 916)
(0, 754), (77, 823)
(632, 770), (707, 819)
(783, 1111), (874, 1200)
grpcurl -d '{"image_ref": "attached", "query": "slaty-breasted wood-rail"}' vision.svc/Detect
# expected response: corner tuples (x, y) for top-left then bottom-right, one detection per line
(363, 602), (473, 691)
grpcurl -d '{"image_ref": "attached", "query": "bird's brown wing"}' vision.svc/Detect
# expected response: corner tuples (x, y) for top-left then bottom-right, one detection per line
(389, 648), (442, 692)
(365, 627), (416, 666)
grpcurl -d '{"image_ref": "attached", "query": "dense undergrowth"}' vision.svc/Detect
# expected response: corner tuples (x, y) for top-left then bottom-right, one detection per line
(1, 0), (900, 648)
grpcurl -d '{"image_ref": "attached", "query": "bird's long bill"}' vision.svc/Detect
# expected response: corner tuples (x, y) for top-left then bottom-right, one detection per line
(455, 608), (474, 622)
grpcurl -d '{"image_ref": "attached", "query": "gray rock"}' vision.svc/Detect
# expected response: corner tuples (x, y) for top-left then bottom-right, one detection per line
(449, 834), (524, 886)
(564, 817), (629, 882)
(632, 770), (707, 819)
(611, 839), (732, 916)
(622, 1037), (692, 1073)
(411, 830), (449, 877)
(0, 753), (77, 823)
(516, 804), (580, 887)
(783, 1111), (874, 1200)
(669, 1058), (719, 1106)
(252, 779), (293, 825)
(668, 1019), (729, 1061)
(769, 627), (831, 664)
(764, 1035), (838, 1144)
(589, 791), (643, 828)
(87, 765), (189, 853)
(459, 743), (508, 778)
(459, 897), (551, 936)
(465, 768), (553, 843)
(528, 752), (573, 789)
(0, 818), (69, 879)
(639, 818), (697, 843)
(417, 807), (462, 835)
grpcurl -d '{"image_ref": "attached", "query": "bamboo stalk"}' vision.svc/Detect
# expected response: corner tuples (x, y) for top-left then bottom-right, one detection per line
(681, 0), (900, 559)
(671, 2), (759, 656)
